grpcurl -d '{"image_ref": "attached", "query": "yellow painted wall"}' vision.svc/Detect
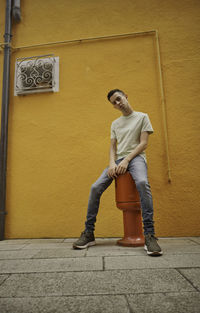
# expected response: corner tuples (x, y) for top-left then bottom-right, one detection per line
(0, 0), (199, 238)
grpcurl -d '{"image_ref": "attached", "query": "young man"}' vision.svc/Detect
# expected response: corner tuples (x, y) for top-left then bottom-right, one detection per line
(73, 89), (162, 256)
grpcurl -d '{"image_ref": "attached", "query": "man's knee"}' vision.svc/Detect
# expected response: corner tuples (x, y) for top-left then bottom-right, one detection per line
(136, 180), (148, 190)
(91, 183), (101, 195)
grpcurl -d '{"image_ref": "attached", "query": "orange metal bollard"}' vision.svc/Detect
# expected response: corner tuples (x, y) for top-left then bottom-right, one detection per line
(115, 172), (145, 247)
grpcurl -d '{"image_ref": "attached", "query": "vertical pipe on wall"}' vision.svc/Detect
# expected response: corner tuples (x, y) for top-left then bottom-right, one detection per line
(0, 0), (12, 240)
(155, 30), (172, 183)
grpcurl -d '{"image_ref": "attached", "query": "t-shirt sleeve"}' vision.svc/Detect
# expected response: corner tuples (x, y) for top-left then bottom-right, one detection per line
(110, 123), (116, 139)
(141, 114), (154, 134)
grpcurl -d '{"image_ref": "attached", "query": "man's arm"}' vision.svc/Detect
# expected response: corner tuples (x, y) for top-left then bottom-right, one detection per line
(116, 131), (149, 175)
(107, 138), (118, 178)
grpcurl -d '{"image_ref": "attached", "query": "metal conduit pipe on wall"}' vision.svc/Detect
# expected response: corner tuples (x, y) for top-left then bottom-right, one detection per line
(0, 0), (12, 241)
(0, 0), (21, 241)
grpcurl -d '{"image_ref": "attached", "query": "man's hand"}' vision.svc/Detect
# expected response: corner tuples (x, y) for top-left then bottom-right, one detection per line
(107, 164), (118, 179)
(116, 159), (129, 175)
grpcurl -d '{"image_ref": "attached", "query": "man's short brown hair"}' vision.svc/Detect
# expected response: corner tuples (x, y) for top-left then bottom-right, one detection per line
(107, 89), (125, 101)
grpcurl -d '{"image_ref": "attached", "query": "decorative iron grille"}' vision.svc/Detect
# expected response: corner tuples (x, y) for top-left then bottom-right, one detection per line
(15, 54), (58, 95)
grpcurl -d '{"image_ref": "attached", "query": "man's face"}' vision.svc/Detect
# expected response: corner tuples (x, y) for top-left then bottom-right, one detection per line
(109, 92), (130, 113)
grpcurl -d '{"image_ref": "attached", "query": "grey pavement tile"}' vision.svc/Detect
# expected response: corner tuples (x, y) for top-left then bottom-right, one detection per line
(32, 248), (86, 258)
(189, 237), (200, 244)
(95, 238), (120, 242)
(158, 238), (198, 245)
(87, 248), (144, 257)
(0, 256), (102, 274)
(162, 254), (200, 268)
(24, 238), (65, 243)
(0, 269), (195, 297)
(105, 253), (200, 270)
(0, 250), (41, 260)
(95, 238), (198, 245)
(22, 243), (73, 250)
(0, 275), (9, 285)
(63, 238), (78, 243)
(179, 268), (200, 291)
(86, 240), (200, 256)
(0, 244), (27, 251)
(63, 237), (120, 243)
(160, 244), (200, 254)
(91, 239), (120, 246)
(0, 295), (129, 313)
(105, 255), (167, 270)
(160, 237), (192, 239)
(127, 292), (200, 313)
(86, 243), (144, 257)
(0, 239), (29, 245)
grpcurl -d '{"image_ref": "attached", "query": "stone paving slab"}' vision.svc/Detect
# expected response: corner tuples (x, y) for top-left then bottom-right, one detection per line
(90, 238), (197, 246)
(0, 295), (129, 313)
(87, 247), (144, 257)
(179, 268), (200, 291)
(86, 243), (144, 256)
(0, 239), (30, 245)
(0, 244), (27, 251)
(0, 250), (41, 260)
(86, 243), (200, 257)
(105, 255), (166, 270)
(160, 244), (200, 254)
(92, 238), (198, 245)
(0, 248), (86, 260)
(0, 257), (102, 274)
(0, 275), (9, 285)
(25, 239), (65, 243)
(63, 238), (78, 243)
(127, 292), (200, 313)
(0, 239), (65, 244)
(21, 243), (73, 250)
(85, 237), (200, 257)
(2, 245), (199, 261)
(32, 248), (86, 258)
(161, 254), (200, 267)
(105, 253), (200, 270)
(0, 269), (195, 297)
(189, 237), (200, 244)
(154, 238), (198, 245)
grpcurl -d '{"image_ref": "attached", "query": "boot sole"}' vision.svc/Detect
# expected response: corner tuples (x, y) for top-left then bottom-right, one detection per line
(144, 245), (163, 256)
(73, 241), (96, 250)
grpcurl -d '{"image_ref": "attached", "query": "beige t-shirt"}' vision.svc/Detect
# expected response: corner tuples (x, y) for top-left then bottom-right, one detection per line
(110, 111), (153, 162)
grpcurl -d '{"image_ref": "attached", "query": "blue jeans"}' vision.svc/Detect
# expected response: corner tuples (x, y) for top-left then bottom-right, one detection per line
(85, 155), (155, 235)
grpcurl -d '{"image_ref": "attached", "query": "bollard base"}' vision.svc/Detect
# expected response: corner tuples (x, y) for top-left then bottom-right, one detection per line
(117, 236), (145, 247)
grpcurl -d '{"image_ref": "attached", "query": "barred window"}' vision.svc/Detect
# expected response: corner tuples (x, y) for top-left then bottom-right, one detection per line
(14, 54), (59, 95)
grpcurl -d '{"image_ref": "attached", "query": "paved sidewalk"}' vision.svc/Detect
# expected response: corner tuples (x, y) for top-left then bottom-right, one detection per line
(0, 237), (200, 313)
